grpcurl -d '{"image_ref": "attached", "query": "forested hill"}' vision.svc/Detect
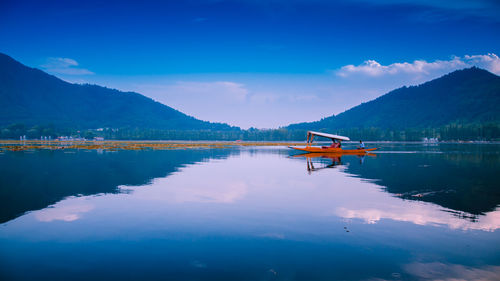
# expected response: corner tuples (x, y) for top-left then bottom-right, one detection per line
(0, 53), (236, 131)
(288, 67), (500, 131)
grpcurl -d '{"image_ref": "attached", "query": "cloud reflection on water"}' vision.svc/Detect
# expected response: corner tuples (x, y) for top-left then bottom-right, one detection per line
(26, 150), (500, 232)
(403, 262), (500, 281)
(336, 204), (500, 232)
(115, 152), (500, 232)
(34, 197), (94, 222)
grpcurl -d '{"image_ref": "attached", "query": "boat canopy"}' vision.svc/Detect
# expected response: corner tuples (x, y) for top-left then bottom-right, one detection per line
(307, 131), (350, 144)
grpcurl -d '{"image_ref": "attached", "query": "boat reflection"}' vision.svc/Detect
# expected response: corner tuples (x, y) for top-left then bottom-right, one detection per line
(293, 152), (376, 174)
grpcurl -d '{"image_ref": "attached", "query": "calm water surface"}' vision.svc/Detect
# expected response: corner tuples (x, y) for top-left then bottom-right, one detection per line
(1, 143), (499, 280)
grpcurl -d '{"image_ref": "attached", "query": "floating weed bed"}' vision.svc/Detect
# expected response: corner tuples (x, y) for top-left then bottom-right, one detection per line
(0, 140), (303, 151)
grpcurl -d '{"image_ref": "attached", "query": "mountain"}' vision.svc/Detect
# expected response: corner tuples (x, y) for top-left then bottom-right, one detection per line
(2, 52), (499, 141)
(288, 67), (500, 131)
(0, 53), (236, 131)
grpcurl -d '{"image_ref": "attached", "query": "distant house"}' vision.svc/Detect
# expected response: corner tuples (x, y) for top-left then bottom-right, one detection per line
(422, 137), (439, 143)
(58, 136), (86, 141)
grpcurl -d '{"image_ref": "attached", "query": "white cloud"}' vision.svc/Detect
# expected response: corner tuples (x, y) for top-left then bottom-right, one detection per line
(337, 53), (500, 78)
(40, 57), (94, 75)
(465, 53), (500, 74)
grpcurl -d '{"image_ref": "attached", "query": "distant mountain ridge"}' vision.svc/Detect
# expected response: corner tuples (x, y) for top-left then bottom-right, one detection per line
(288, 67), (500, 131)
(1, 52), (499, 140)
(0, 53), (236, 131)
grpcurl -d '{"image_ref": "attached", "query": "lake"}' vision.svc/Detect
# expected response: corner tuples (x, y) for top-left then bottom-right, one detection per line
(1, 143), (499, 280)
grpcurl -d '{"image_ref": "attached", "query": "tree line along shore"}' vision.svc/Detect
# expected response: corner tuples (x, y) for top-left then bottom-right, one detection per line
(1, 122), (499, 142)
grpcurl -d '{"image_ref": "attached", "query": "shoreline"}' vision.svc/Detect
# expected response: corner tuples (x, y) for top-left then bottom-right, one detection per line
(0, 140), (304, 151)
(0, 139), (499, 152)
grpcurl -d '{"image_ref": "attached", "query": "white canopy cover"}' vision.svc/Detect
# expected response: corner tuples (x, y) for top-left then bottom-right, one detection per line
(307, 131), (350, 141)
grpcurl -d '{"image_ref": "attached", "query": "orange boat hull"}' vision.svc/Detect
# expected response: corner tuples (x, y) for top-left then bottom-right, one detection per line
(289, 146), (377, 154)
(292, 152), (377, 159)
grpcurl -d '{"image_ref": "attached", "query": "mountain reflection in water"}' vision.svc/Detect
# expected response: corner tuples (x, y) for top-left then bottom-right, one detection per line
(1, 144), (499, 228)
(0, 143), (499, 281)
(0, 149), (234, 223)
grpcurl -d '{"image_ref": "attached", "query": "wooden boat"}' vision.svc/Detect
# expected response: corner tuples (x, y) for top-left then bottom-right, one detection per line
(288, 131), (377, 154)
(291, 152), (377, 158)
(289, 146), (377, 153)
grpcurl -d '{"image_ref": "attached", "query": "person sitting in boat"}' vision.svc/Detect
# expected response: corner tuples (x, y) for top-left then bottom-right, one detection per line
(323, 140), (341, 149)
(358, 140), (365, 149)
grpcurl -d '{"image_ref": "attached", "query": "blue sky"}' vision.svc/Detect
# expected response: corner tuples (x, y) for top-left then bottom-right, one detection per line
(1, 0), (500, 128)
